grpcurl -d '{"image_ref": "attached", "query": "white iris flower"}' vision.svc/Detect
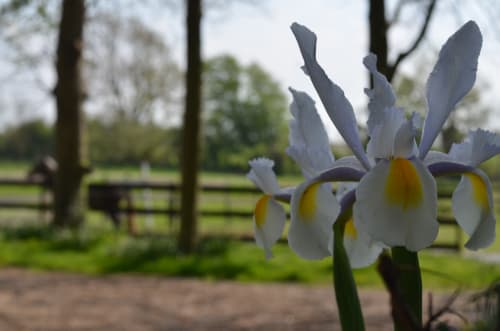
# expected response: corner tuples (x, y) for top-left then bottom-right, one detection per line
(287, 88), (382, 266)
(248, 88), (382, 267)
(289, 20), (499, 253)
(247, 158), (287, 259)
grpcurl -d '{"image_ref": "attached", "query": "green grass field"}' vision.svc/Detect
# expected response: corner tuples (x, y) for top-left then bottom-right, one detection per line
(0, 161), (500, 290)
(0, 222), (498, 289)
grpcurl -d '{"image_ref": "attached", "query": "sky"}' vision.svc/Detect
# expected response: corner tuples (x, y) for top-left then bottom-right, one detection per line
(2, 0), (500, 141)
(195, 0), (500, 140)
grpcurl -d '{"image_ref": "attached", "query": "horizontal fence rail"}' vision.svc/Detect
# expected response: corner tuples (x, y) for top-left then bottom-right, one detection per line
(0, 178), (465, 251)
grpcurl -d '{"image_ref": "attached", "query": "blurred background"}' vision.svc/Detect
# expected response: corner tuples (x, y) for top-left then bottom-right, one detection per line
(0, 0), (500, 330)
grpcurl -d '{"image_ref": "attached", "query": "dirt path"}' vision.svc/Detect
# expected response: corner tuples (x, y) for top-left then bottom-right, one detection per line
(0, 268), (472, 331)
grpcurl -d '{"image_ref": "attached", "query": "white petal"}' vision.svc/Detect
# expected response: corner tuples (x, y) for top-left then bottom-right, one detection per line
(393, 119), (417, 159)
(419, 21), (482, 159)
(363, 53), (396, 136)
(343, 218), (383, 268)
(288, 88), (332, 152)
(449, 129), (500, 167)
(289, 180), (340, 259)
(366, 107), (406, 159)
(247, 158), (280, 194)
(353, 158), (438, 251)
(287, 88), (335, 177)
(254, 196), (287, 259)
(452, 170), (496, 250)
(291, 23), (371, 170)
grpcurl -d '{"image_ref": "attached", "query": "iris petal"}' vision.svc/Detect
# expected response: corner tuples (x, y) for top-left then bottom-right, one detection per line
(366, 107), (406, 159)
(288, 88), (332, 153)
(287, 88), (335, 177)
(419, 21), (482, 159)
(254, 197), (287, 259)
(363, 53), (396, 136)
(291, 23), (371, 170)
(353, 158), (438, 251)
(452, 170), (496, 250)
(289, 180), (340, 259)
(449, 129), (500, 167)
(247, 158), (280, 194)
(343, 217), (383, 268)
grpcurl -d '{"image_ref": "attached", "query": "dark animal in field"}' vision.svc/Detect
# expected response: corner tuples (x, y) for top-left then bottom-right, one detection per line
(87, 184), (136, 233)
(27, 156), (135, 233)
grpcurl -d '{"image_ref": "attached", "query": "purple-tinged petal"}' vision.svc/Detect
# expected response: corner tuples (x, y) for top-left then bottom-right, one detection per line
(449, 129), (500, 167)
(273, 192), (292, 204)
(419, 21), (482, 159)
(427, 161), (475, 177)
(291, 23), (371, 170)
(314, 165), (366, 183)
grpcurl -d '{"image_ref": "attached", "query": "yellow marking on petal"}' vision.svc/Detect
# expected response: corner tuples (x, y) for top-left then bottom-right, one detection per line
(254, 195), (271, 228)
(344, 218), (357, 239)
(466, 172), (489, 210)
(299, 182), (321, 222)
(384, 158), (423, 210)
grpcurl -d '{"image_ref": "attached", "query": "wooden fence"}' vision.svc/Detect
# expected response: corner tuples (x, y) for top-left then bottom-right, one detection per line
(0, 178), (463, 251)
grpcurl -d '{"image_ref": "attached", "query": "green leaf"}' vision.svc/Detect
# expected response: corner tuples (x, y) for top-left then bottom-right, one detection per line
(333, 211), (365, 331)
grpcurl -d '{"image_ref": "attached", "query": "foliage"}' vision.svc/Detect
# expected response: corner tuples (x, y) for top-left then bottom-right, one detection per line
(0, 2), (291, 174)
(0, 118), (53, 160)
(87, 117), (180, 167)
(202, 55), (289, 172)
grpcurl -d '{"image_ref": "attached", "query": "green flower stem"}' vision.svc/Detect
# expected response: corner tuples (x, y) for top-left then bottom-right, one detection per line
(391, 247), (422, 331)
(333, 210), (365, 331)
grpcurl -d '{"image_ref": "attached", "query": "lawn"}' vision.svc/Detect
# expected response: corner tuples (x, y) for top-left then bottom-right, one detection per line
(0, 161), (500, 290)
(0, 221), (498, 290)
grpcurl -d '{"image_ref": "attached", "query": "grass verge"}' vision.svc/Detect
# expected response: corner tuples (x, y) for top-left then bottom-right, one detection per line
(0, 223), (498, 289)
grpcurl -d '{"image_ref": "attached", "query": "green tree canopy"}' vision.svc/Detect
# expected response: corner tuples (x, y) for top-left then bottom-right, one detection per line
(203, 54), (288, 172)
(0, 119), (53, 160)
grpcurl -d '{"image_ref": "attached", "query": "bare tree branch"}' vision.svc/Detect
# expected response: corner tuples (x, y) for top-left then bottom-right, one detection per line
(387, 0), (437, 82)
(388, 0), (407, 27)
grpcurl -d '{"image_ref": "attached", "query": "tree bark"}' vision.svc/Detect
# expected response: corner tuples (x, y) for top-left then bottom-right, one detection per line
(369, 0), (437, 83)
(178, 0), (202, 253)
(53, 0), (87, 227)
(369, 0), (389, 78)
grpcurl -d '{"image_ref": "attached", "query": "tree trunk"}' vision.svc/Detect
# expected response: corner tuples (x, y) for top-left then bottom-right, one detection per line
(368, 0), (437, 83)
(178, 0), (202, 253)
(53, 0), (87, 227)
(369, 0), (389, 79)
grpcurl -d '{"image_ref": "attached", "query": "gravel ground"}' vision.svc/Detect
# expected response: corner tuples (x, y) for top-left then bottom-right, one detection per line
(0, 268), (477, 331)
